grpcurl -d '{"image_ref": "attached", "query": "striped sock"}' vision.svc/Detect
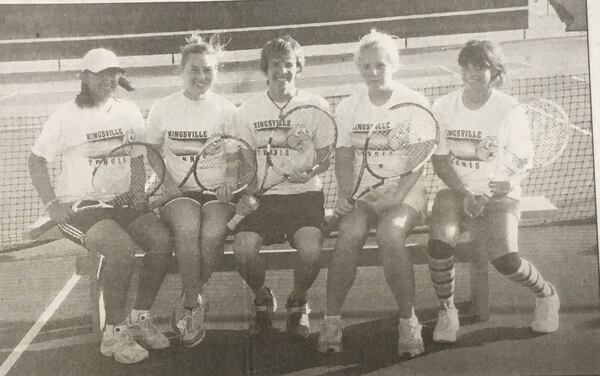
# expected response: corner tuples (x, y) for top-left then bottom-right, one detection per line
(508, 258), (553, 298)
(428, 255), (456, 309)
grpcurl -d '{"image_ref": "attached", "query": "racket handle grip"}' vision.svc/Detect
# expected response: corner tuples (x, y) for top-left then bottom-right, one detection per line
(322, 196), (357, 236)
(463, 194), (488, 218)
(226, 196), (258, 231)
(226, 214), (245, 231)
(321, 214), (339, 237)
(24, 217), (57, 240)
(323, 196), (357, 230)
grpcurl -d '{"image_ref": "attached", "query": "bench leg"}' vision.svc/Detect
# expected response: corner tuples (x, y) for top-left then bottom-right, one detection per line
(89, 278), (106, 337)
(86, 252), (106, 337)
(470, 252), (490, 321)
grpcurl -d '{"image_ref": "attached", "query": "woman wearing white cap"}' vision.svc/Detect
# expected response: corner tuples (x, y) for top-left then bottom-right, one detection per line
(28, 48), (173, 364)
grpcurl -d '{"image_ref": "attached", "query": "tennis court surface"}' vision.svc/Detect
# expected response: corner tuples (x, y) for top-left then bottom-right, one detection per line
(0, 11), (599, 376)
(0, 223), (598, 375)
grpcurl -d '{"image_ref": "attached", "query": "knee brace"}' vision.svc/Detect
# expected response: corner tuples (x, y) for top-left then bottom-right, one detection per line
(491, 253), (521, 275)
(428, 239), (455, 259)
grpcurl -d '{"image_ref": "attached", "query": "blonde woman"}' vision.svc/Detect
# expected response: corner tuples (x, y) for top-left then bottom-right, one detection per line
(317, 30), (429, 357)
(145, 35), (237, 347)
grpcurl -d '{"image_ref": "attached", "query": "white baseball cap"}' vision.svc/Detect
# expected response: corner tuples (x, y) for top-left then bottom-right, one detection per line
(81, 48), (124, 73)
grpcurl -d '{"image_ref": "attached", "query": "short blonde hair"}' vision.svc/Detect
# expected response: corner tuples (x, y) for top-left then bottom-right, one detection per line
(354, 29), (400, 71)
(180, 33), (227, 69)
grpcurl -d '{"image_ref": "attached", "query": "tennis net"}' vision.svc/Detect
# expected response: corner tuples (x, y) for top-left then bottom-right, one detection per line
(0, 73), (594, 250)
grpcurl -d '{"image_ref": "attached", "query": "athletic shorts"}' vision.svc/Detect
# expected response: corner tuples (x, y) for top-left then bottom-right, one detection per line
(233, 191), (325, 246)
(359, 180), (427, 215)
(57, 200), (153, 247)
(162, 191), (239, 208)
(464, 195), (521, 258)
(477, 195), (521, 220)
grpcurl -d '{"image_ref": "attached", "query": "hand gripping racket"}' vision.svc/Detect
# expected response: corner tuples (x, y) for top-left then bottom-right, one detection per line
(151, 134), (257, 208)
(464, 97), (590, 217)
(226, 104), (337, 231)
(25, 141), (166, 239)
(324, 102), (439, 229)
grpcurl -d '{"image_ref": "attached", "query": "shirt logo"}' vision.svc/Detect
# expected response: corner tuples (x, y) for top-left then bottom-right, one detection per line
(86, 128), (124, 142)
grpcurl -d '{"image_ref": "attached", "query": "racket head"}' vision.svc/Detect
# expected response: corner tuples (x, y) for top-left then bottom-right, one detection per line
(363, 102), (439, 179)
(91, 141), (166, 206)
(515, 98), (571, 170)
(492, 98), (571, 179)
(192, 135), (257, 194)
(266, 104), (337, 177)
(459, 97), (573, 201)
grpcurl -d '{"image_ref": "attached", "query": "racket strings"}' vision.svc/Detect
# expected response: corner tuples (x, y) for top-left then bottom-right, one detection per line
(92, 143), (165, 206)
(195, 138), (257, 192)
(523, 101), (570, 169)
(270, 106), (336, 176)
(486, 99), (573, 189)
(365, 106), (438, 178)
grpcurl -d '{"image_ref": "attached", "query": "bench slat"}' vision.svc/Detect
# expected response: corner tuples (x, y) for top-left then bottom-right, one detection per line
(73, 195), (558, 334)
(75, 242), (476, 276)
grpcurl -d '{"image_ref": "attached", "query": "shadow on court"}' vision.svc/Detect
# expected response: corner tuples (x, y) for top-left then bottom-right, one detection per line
(10, 306), (600, 376)
(2, 309), (596, 375)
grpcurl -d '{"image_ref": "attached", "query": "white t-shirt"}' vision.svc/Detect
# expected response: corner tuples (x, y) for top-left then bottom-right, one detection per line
(235, 90), (331, 195)
(335, 83), (430, 198)
(32, 98), (146, 203)
(433, 89), (532, 199)
(145, 91), (237, 191)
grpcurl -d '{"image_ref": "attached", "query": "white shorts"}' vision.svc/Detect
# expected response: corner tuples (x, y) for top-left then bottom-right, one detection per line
(359, 179), (427, 214)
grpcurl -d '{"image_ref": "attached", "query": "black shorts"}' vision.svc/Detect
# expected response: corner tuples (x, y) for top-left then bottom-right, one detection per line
(163, 191), (240, 207)
(57, 200), (153, 247)
(234, 191), (325, 246)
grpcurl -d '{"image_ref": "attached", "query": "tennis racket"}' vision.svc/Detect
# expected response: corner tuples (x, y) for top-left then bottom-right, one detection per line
(150, 134), (257, 208)
(25, 141), (166, 239)
(226, 104), (337, 231)
(464, 97), (590, 217)
(324, 102), (439, 230)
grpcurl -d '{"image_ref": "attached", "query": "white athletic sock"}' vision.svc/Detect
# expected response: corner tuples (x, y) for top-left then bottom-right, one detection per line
(508, 258), (553, 298)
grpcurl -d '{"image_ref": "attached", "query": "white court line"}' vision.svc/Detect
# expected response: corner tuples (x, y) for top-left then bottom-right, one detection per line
(438, 65), (459, 76)
(570, 75), (587, 83)
(511, 60), (536, 69)
(0, 273), (80, 376)
(0, 93), (18, 102)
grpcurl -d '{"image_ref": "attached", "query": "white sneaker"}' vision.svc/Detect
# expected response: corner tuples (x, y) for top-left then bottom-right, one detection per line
(100, 324), (149, 364)
(397, 316), (424, 358)
(317, 316), (343, 354)
(433, 308), (459, 343)
(128, 312), (170, 349)
(532, 285), (560, 333)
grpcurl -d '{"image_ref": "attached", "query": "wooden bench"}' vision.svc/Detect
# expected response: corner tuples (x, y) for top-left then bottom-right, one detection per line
(75, 195), (557, 334)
